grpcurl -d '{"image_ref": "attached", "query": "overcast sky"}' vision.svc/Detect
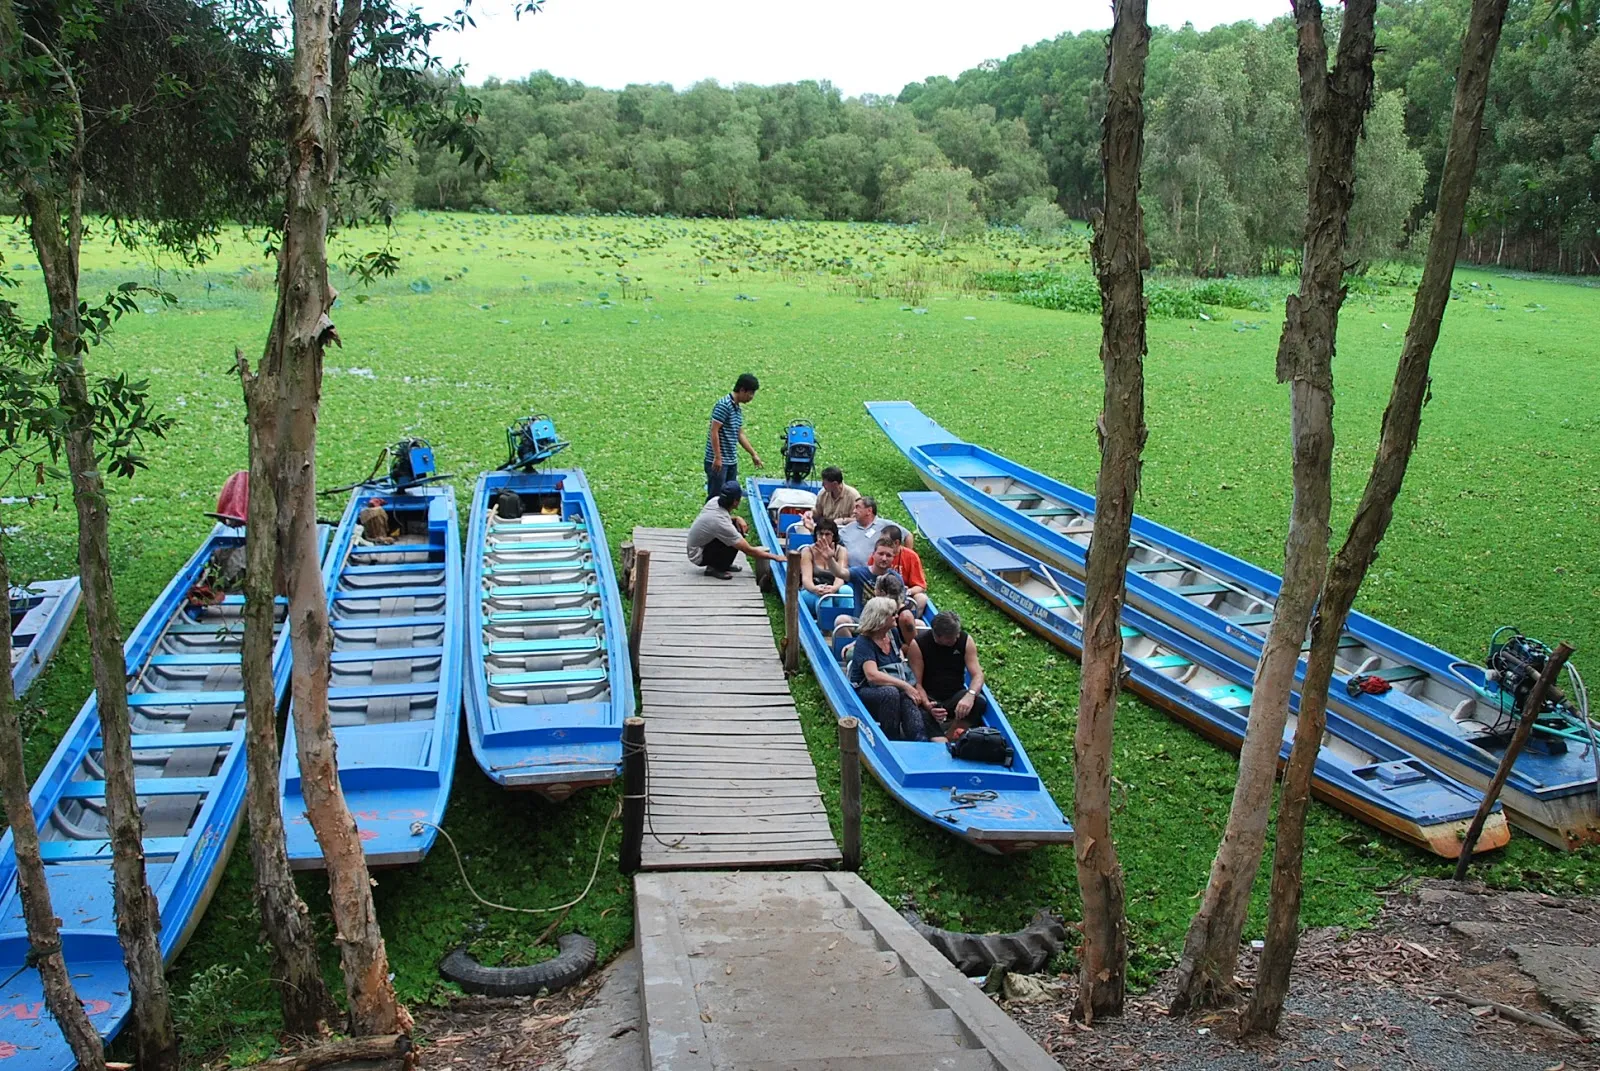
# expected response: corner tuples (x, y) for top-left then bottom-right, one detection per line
(430, 0), (1294, 97)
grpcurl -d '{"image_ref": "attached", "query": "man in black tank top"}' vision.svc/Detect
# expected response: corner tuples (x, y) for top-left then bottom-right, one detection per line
(915, 610), (989, 733)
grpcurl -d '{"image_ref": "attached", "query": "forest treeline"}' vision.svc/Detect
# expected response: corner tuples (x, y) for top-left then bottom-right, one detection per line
(408, 0), (1598, 275)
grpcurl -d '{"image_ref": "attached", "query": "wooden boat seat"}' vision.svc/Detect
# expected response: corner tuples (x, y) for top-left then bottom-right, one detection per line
(1142, 654), (1193, 670)
(1130, 560), (1189, 575)
(370, 597), (416, 722)
(1019, 507), (1076, 518)
(1303, 635), (1363, 652)
(992, 493), (1041, 502)
(1375, 665), (1427, 684)
(1176, 582), (1231, 597)
(141, 664), (236, 839)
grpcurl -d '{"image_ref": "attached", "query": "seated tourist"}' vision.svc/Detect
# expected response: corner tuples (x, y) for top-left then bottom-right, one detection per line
(847, 597), (939, 743)
(838, 495), (911, 565)
(915, 610), (989, 735)
(869, 571), (919, 646)
(847, 538), (903, 610)
(800, 517), (849, 617)
(883, 525), (928, 612)
(686, 483), (784, 580)
(807, 466), (860, 526)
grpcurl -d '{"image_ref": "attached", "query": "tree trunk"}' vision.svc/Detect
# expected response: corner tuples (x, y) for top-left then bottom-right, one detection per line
(1170, 0), (1377, 1016)
(21, 187), (181, 1071)
(0, 535), (107, 1070)
(1074, 0), (1149, 1024)
(238, 346), (338, 1037)
(1242, 0), (1510, 1035)
(271, 0), (408, 1036)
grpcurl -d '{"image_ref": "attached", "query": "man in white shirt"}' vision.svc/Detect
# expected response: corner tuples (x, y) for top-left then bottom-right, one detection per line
(837, 495), (909, 567)
(686, 484), (785, 580)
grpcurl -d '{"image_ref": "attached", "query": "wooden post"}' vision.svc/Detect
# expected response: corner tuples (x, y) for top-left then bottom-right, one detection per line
(628, 548), (651, 688)
(619, 717), (647, 875)
(837, 716), (862, 871)
(1454, 642), (1574, 880)
(783, 550), (802, 675)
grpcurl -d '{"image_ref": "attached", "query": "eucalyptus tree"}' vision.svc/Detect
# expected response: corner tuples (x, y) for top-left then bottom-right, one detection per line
(0, 1), (280, 1064)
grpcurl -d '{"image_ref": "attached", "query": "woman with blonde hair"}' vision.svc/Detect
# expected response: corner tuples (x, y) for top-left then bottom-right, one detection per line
(847, 597), (939, 742)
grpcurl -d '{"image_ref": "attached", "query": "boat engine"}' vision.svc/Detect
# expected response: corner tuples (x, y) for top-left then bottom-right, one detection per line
(388, 437), (439, 490)
(1482, 628), (1589, 755)
(503, 414), (570, 472)
(780, 420), (818, 483)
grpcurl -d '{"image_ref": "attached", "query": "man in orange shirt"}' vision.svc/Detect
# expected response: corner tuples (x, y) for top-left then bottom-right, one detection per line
(883, 525), (927, 613)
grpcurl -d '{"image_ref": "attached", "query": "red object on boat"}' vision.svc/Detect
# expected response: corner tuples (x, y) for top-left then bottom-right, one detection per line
(214, 471), (249, 526)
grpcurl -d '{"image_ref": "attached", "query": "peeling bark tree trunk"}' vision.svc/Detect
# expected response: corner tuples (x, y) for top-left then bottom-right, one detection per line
(22, 189), (181, 1071)
(1074, 0), (1149, 1024)
(0, 536), (107, 1070)
(1243, 0), (1510, 1035)
(1171, 0), (1377, 1015)
(270, 0), (408, 1036)
(237, 344), (338, 1037)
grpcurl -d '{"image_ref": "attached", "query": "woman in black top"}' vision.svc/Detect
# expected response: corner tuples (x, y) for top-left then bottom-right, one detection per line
(915, 610), (989, 734)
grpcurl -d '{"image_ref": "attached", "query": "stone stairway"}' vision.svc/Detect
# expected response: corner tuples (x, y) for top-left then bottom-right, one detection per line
(635, 870), (1059, 1070)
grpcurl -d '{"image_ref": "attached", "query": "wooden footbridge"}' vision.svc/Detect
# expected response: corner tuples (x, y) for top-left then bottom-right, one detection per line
(619, 527), (1058, 1071)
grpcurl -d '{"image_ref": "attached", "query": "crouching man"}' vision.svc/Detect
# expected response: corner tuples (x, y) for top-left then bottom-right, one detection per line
(686, 483), (784, 580)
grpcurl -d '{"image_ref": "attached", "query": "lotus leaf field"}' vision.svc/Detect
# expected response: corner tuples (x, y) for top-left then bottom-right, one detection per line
(1, 213), (1595, 1062)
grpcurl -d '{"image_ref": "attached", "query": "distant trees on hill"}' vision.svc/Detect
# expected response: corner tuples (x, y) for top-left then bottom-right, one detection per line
(407, 0), (1597, 275)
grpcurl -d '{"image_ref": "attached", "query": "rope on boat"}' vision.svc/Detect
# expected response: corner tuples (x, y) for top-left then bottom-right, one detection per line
(933, 788), (998, 824)
(411, 802), (617, 916)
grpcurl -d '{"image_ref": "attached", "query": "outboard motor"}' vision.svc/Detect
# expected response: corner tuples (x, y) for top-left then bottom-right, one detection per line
(1483, 629), (1588, 754)
(503, 414), (570, 472)
(388, 438), (438, 490)
(780, 420), (818, 483)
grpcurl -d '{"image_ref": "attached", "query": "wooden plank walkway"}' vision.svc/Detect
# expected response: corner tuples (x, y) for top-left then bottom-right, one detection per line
(631, 527), (840, 870)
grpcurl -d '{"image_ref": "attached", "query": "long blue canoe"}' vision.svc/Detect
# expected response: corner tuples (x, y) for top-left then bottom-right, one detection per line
(10, 577), (81, 698)
(870, 400), (1597, 849)
(902, 492), (1506, 858)
(746, 476), (1071, 854)
(464, 469), (632, 799)
(282, 484), (463, 868)
(0, 527), (294, 1071)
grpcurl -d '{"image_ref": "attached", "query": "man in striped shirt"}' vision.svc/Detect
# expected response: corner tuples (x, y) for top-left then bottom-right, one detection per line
(704, 373), (763, 500)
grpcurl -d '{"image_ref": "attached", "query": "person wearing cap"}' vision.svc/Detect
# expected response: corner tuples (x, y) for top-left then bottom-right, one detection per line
(704, 372), (763, 502)
(686, 483), (784, 580)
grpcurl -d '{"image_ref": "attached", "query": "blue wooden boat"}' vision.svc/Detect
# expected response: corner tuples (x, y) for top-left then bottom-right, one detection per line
(0, 527), (294, 1071)
(463, 468), (632, 800)
(901, 492), (1506, 858)
(870, 400), (1597, 849)
(746, 476), (1072, 854)
(10, 577), (81, 698)
(281, 483), (463, 868)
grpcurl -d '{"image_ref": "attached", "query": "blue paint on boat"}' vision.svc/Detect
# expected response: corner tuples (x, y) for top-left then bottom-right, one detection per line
(869, 400), (1597, 848)
(746, 477), (1072, 854)
(282, 484), (464, 867)
(463, 469), (632, 798)
(10, 577), (81, 698)
(901, 491), (1500, 857)
(0, 527), (296, 1071)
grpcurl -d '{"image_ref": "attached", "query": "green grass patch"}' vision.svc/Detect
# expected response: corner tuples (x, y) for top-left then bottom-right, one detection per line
(2, 213), (1596, 1058)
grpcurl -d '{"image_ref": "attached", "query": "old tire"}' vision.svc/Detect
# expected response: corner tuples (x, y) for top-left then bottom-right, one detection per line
(439, 933), (598, 996)
(902, 909), (1066, 976)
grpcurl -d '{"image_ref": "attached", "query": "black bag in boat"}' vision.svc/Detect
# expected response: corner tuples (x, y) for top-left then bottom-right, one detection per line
(947, 726), (1013, 767)
(496, 488), (523, 519)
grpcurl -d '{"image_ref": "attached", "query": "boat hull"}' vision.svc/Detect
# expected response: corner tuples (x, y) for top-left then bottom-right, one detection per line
(745, 477), (1072, 854)
(463, 469), (632, 801)
(9, 577), (81, 698)
(869, 400), (1596, 850)
(901, 493), (1505, 859)
(282, 485), (464, 868)
(0, 527), (295, 1071)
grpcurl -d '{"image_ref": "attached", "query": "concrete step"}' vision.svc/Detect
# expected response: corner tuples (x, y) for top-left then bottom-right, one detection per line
(636, 871), (1060, 1071)
(708, 1007), (980, 1064)
(740, 1055), (1001, 1071)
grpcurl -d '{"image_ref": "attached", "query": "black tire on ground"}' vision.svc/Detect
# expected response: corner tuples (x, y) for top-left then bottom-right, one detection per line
(439, 932), (598, 996)
(901, 909), (1066, 976)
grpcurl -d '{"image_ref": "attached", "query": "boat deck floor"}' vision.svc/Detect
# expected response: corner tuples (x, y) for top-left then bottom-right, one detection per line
(630, 527), (839, 870)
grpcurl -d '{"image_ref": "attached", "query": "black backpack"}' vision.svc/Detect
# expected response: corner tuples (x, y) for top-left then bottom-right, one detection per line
(496, 489), (523, 519)
(947, 726), (1013, 767)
